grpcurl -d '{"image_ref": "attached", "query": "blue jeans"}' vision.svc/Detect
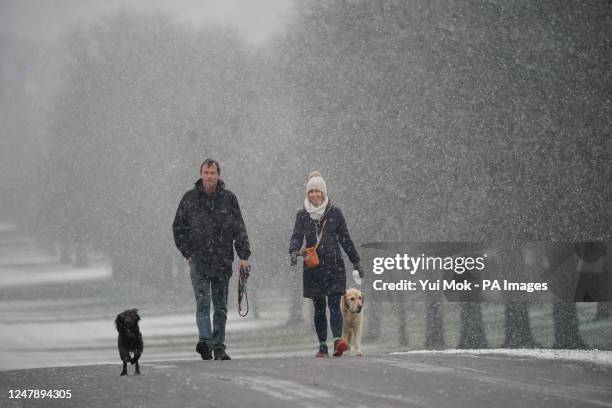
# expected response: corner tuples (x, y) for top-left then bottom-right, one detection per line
(190, 262), (230, 351)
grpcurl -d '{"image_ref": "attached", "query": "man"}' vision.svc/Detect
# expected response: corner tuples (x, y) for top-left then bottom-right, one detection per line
(173, 159), (251, 360)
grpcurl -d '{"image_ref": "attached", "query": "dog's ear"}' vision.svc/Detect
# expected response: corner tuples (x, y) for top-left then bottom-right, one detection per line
(341, 294), (348, 310)
(114, 313), (123, 331)
(360, 293), (364, 304)
(133, 308), (141, 322)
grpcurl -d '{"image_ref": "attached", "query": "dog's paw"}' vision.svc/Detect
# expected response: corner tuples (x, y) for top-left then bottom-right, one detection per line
(134, 371), (141, 375)
(120, 371), (128, 376)
(356, 351), (364, 357)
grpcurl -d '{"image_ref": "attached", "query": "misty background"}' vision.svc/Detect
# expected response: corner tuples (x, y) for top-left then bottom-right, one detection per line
(0, 0), (611, 366)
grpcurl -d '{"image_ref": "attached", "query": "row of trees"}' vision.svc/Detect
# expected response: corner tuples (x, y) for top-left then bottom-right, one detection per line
(0, 32), (59, 225)
(284, 0), (612, 348)
(278, 0), (611, 243)
(34, 14), (295, 284)
(278, 0), (611, 349)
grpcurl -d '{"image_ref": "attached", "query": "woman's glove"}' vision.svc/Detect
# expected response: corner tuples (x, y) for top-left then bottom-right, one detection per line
(353, 262), (363, 278)
(290, 251), (299, 266)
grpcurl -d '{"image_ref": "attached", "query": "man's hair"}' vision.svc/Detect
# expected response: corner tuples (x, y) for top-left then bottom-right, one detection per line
(200, 159), (220, 175)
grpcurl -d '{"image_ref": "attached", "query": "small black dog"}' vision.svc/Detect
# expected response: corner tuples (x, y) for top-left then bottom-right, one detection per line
(114, 308), (143, 376)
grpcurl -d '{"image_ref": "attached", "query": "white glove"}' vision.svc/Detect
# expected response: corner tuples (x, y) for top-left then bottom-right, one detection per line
(352, 269), (362, 285)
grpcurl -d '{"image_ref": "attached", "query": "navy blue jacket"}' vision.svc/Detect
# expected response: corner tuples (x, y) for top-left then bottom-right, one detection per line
(289, 204), (360, 298)
(173, 179), (250, 277)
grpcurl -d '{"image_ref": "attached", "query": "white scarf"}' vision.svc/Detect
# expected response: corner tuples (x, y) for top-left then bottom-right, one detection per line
(304, 196), (329, 221)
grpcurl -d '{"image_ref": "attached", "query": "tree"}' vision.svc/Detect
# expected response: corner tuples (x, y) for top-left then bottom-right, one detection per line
(50, 13), (265, 286)
(500, 244), (540, 348)
(553, 301), (587, 349)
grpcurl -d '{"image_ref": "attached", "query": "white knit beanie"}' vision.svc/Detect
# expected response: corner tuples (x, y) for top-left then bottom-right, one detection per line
(306, 171), (327, 197)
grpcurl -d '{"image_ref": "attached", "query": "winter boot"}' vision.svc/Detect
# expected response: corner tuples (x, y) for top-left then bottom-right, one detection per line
(196, 341), (213, 360)
(214, 348), (231, 360)
(333, 339), (348, 357)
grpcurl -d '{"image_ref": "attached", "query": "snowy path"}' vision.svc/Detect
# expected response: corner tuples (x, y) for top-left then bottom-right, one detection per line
(1, 352), (611, 408)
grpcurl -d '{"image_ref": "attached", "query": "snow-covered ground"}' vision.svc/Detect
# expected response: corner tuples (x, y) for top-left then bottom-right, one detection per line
(0, 222), (17, 233)
(0, 262), (112, 287)
(0, 234), (299, 370)
(0, 310), (288, 370)
(393, 349), (612, 367)
(0, 237), (112, 287)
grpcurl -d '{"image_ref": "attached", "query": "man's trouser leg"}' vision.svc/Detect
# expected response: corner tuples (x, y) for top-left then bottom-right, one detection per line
(211, 276), (230, 351)
(190, 266), (212, 343)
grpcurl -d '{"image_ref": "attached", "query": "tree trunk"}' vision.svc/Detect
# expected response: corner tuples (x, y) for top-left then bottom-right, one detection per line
(425, 296), (446, 349)
(552, 301), (587, 349)
(502, 301), (540, 348)
(458, 303), (488, 349)
(364, 300), (382, 341)
(398, 302), (409, 347)
(74, 242), (89, 267)
(595, 303), (612, 320)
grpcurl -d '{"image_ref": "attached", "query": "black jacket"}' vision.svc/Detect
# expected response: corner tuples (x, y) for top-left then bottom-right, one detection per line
(173, 179), (250, 276)
(289, 203), (360, 298)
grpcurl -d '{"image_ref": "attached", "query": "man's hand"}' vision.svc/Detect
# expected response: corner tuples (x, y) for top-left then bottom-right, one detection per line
(290, 251), (298, 266)
(239, 259), (250, 272)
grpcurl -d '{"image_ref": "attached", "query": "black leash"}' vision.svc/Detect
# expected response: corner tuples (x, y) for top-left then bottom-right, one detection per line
(238, 264), (250, 317)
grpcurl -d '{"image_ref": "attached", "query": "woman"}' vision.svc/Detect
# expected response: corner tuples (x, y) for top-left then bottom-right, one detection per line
(289, 171), (362, 357)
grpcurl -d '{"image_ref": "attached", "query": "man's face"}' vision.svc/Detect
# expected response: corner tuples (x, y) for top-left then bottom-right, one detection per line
(201, 164), (219, 191)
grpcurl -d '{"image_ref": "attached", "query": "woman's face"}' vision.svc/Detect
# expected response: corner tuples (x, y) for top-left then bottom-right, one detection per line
(308, 189), (324, 206)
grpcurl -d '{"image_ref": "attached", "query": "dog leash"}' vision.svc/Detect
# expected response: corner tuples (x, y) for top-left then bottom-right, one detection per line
(238, 264), (250, 317)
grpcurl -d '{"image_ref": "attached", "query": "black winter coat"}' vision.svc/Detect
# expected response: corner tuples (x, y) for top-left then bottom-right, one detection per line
(289, 204), (360, 298)
(173, 179), (250, 277)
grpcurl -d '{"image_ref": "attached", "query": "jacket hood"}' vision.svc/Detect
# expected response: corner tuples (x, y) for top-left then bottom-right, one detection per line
(194, 178), (226, 192)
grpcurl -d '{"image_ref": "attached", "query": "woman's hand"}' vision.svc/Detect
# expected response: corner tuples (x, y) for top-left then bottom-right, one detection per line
(353, 262), (363, 278)
(290, 251), (299, 266)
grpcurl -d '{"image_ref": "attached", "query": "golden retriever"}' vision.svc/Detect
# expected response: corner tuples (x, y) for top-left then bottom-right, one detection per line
(341, 288), (364, 356)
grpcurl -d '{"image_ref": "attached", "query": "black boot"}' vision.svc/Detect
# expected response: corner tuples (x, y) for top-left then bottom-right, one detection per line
(196, 341), (213, 360)
(214, 348), (231, 360)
